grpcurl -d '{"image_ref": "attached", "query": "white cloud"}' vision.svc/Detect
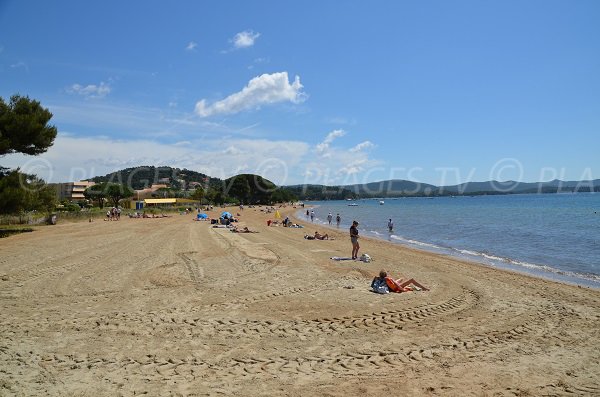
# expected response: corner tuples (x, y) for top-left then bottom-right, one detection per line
(300, 131), (380, 185)
(186, 41), (197, 51)
(68, 82), (111, 98)
(195, 72), (306, 117)
(316, 129), (346, 155)
(349, 141), (374, 152)
(232, 30), (260, 49)
(223, 146), (243, 155)
(1, 134), (310, 185)
(338, 159), (368, 175)
(10, 61), (28, 71)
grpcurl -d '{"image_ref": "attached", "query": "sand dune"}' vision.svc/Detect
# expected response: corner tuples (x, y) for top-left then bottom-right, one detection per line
(1, 207), (599, 396)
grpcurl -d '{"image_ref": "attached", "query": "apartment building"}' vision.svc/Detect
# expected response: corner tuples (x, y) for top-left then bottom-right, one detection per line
(56, 181), (96, 201)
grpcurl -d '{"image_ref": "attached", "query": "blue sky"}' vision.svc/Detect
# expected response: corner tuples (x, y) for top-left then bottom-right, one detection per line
(1, 0), (598, 185)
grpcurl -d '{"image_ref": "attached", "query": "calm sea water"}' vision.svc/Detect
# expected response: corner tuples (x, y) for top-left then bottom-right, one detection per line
(299, 193), (600, 288)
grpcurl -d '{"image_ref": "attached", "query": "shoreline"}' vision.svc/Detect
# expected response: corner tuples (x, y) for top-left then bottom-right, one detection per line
(293, 206), (600, 290)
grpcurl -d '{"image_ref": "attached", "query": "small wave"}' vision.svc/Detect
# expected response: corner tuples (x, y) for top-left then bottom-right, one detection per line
(370, 230), (382, 236)
(452, 248), (600, 283)
(390, 235), (441, 249)
(387, 236), (600, 285)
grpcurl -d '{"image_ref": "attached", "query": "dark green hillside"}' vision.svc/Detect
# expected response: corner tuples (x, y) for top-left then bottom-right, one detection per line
(90, 166), (221, 190)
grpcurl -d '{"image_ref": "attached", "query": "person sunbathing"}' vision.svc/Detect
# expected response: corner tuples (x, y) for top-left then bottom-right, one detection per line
(372, 270), (429, 293)
(314, 231), (331, 240)
(231, 226), (258, 233)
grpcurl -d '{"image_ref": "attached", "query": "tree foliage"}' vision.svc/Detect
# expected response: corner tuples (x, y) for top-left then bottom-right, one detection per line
(0, 169), (56, 214)
(222, 174), (296, 204)
(85, 183), (134, 208)
(84, 183), (108, 208)
(0, 95), (58, 215)
(105, 183), (135, 207)
(0, 95), (57, 156)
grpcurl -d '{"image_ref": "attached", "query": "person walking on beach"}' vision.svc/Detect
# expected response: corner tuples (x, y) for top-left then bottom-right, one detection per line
(306, 209), (309, 219)
(388, 218), (393, 232)
(350, 220), (360, 260)
(327, 212), (333, 225)
(336, 213), (341, 228)
(310, 209), (315, 222)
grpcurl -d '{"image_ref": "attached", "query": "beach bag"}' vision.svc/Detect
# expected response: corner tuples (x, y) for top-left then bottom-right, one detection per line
(360, 253), (371, 263)
(372, 278), (389, 294)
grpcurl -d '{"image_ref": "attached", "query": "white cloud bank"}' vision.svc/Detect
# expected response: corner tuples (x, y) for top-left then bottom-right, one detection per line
(1, 134), (310, 185)
(301, 130), (379, 185)
(232, 30), (260, 48)
(2, 129), (379, 187)
(195, 72), (306, 117)
(68, 82), (111, 98)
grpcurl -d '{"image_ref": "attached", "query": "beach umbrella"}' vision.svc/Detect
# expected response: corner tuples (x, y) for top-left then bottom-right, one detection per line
(274, 210), (281, 219)
(197, 213), (208, 219)
(220, 211), (233, 218)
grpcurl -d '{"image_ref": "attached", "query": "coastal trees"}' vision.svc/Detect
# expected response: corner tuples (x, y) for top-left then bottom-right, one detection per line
(0, 170), (56, 214)
(0, 94), (58, 215)
(105, 183), (134, 207)
(84, 182), (134, 208)
(191, 186), (205, 203)
(223, 174), (296, 204)
(0, 95), (57, 156)
(84, 183), (108, 208)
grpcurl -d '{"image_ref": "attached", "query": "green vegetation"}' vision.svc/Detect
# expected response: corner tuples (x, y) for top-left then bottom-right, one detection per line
(0, 94), (58, 218)
(90, 166), (220, 190)
(90, 167), (298, 205)
(0, 95), (57, 157)
(84, 182), (134, 208)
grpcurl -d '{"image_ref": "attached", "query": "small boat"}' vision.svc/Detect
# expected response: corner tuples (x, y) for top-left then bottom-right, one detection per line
(379, 200), (385, 205)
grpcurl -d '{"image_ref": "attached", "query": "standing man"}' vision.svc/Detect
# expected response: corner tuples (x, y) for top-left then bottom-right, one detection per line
(350, 220), (360, 260)
(327, 212), (333, 225)
(310, 209), (315, 222)
(336, 213), (341, 228)
(388, 218), (393, 232)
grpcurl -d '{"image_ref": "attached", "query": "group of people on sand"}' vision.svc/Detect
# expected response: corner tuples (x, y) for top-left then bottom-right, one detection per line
(105, 207), (121, 221)
(128, 211), (170, 219)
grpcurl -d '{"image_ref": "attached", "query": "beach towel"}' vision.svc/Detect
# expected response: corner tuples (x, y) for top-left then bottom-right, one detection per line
(330, 257), (354, 261)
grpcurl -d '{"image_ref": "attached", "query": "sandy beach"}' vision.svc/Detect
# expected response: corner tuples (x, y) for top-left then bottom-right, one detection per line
(1, 206), (599, 396)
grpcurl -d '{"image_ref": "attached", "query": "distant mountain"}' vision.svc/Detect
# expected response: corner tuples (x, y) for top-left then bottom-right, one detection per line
(88, 166), (600, 201)
(285, 184), (357, 201)
(343, 180), (438, 196)
(288, 178), (600, 200)
(439, 179), (600, 195)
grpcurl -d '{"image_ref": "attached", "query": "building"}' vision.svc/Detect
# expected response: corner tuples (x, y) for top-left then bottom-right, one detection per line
(133, 184), (168, 200)
(56, 181), (96, 201)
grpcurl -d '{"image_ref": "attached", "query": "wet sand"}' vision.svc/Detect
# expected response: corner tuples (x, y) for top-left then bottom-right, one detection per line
(1, 207), (599, 396)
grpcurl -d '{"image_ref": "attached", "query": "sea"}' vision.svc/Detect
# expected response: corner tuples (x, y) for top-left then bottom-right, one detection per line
(298, 193), (600, 288)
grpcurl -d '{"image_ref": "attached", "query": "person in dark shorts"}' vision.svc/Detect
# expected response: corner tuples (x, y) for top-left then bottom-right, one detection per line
(350, 220), (360, 259)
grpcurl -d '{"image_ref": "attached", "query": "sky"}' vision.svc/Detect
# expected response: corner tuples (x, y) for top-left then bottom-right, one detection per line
(1, 0), (599, 186)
